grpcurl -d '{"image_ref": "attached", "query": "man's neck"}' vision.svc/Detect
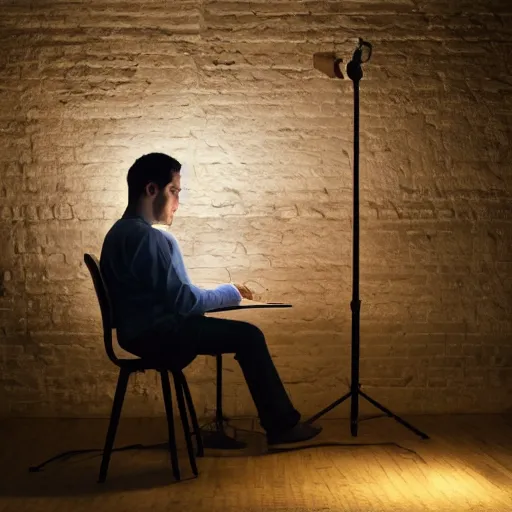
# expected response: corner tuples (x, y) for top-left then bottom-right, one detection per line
(122, 202), (154, 224)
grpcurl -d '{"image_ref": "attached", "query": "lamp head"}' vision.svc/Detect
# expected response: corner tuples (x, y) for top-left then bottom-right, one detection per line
(313, 52), (344, 79)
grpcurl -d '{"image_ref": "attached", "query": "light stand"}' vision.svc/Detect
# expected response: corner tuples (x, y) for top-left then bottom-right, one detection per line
(308, 39), (429, 440)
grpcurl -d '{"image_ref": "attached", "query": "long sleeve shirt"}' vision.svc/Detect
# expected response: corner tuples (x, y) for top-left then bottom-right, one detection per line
(99, 215), (242, 343)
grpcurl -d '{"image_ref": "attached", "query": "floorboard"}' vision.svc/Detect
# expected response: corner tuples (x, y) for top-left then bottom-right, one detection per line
(0, 414), (511, 511)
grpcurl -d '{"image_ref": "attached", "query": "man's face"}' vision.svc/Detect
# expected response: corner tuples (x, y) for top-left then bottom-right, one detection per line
(152, 172), (181, 226)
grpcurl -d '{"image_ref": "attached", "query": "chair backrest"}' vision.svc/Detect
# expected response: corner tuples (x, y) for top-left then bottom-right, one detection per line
(83, 253), (120, 366)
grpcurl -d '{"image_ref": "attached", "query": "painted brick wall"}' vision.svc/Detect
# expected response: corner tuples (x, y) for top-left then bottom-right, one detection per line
(0, 0), (511, 419)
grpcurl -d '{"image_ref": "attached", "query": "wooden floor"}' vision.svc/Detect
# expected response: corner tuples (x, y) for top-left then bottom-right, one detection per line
(0, 414), (511, 512)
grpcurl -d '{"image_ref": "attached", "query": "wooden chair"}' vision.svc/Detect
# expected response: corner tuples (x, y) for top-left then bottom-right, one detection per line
(83, 253), (204, 483)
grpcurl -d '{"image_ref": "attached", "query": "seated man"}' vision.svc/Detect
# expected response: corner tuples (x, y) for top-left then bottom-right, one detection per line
(100, 152), (321, 445)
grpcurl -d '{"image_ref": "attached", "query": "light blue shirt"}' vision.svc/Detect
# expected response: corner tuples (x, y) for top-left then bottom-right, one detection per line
(100, 215), (242, 342)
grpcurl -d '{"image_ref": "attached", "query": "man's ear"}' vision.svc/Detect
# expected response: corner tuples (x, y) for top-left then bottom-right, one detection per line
(145, 182), (157, 197)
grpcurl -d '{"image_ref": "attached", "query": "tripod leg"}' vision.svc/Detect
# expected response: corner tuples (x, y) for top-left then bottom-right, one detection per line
(305, 390), (351, 424)
(359, 389), (429, 440)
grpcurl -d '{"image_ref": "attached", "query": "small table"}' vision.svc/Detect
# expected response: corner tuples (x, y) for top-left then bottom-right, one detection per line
(202, 301), (292, 449)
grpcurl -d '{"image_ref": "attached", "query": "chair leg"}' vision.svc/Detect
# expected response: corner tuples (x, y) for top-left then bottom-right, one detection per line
(173, 372), (198, 477)
(160, 369), (180, 481)
(181, 374), (204, 457)
(98, 367), (130, 484)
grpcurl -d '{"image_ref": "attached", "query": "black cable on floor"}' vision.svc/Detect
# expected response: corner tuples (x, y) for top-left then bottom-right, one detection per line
(28, 444), (144, 472)
(219, 416), (426, 463)
(28, 414), (426, 472)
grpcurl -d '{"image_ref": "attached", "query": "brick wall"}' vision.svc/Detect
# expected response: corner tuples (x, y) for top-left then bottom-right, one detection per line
(0, 0), (511, 419)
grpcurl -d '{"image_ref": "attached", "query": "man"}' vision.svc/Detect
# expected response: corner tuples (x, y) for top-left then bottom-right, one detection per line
(100, 152), (321, 445)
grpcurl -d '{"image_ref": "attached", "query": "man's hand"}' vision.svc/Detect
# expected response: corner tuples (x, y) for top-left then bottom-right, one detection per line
(234, 283), (254, 300)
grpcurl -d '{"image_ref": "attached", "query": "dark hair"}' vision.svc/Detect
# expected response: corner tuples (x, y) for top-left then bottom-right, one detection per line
(127, 152), (181, 203)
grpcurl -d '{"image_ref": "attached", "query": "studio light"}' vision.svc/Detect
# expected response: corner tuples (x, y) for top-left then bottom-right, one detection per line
(312, 52), (345, 79)
(307, 39), (429, 442)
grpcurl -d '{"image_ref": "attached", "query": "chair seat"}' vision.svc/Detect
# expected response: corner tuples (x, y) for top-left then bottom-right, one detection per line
(117, 357), (184, 373)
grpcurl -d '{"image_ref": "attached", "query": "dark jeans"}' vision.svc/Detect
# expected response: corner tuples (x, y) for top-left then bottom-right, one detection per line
(120, 315), (301, 434)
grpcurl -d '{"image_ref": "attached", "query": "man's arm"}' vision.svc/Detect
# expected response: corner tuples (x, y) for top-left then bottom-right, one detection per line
(132, 228), (242, 316)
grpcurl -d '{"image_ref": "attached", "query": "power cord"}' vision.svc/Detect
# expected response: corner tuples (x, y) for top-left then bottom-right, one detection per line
(28, 414), (426, 472)
(28, 444), (144, 473)
(218, 415), (426, 462)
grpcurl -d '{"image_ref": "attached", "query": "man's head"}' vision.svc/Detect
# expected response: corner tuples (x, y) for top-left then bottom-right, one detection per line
(127, 152), (181, 225)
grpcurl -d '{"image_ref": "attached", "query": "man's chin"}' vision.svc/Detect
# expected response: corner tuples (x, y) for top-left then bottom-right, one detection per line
(155, 217), (173, 226)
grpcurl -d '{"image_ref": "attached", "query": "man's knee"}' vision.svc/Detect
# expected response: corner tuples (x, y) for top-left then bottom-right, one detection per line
(241, 321), (265, 342)
(234, 322), (268, 358)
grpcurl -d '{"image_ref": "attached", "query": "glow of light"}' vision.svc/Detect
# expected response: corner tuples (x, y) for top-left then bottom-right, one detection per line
(292, 450), (508, 510)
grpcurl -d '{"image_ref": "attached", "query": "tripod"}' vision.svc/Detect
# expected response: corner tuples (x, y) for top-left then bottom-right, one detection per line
(307, 39), (429, 440)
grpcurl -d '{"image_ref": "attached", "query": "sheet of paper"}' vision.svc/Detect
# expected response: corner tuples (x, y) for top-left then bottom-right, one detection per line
(240, 298), (274, 307)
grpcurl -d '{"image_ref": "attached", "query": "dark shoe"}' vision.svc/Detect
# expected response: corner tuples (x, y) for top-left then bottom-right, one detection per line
(267, 422), (322, 445)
